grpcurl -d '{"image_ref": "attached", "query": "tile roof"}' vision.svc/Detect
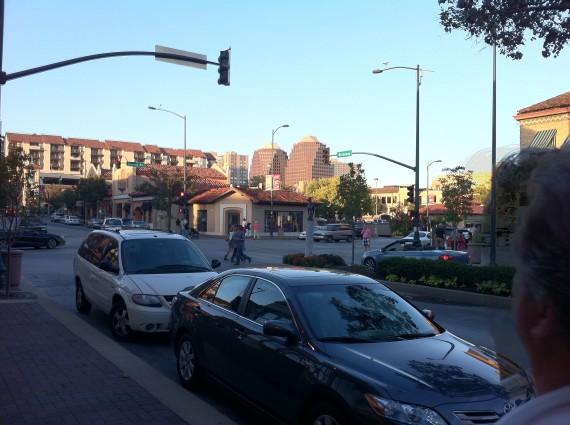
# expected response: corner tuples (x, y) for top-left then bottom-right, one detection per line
(187, 149), (206, 158)
(160, 147), (179, 156)
(66, 137), (106, 149)
(105, 139), (145, 152)
(188, 187), (311, 205)
(143, 144), (162, 154)
(517, 91), (570, 114)
(6, 133), (65, 145)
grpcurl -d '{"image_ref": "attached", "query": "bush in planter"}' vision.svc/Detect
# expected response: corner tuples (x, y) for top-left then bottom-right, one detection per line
(283, 253), (346, 268)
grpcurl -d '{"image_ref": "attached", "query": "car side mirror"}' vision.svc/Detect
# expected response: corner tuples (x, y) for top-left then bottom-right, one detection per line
(211, 259), (221, 269)
(422, 309), (436, 320)
(263, 320), (300, 342)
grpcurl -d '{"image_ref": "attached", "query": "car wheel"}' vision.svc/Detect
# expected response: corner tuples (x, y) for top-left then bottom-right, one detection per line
(46, 238), (58, 249)
(304, 402), (348, 425)
(76, 281), (92, 314)
(346, 236), (353, 243)
(364, 258), (377, 272)
(176, 333), (202, 390)
(327, 236), (333, 243)
(109, 302), (133, 341)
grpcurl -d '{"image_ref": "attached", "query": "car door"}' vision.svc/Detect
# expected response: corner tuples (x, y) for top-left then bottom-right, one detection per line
(229, 278), (305, 419)
(94, 237), (120, 313)
(76, 233), (113, 310)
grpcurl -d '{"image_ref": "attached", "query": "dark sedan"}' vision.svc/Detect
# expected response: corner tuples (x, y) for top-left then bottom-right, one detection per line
(17, 220), (48, 233)
(0, 231), (65, 249)
(362, 239), (471, 271)
(170, 268), (533, 425)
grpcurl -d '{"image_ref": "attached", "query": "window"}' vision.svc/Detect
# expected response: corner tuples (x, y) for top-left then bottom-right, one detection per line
(245, 279), (292, 325)
(201, 275), (251, 312)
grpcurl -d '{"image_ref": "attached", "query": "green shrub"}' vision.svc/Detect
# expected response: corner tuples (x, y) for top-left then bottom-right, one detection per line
(282, 253), (346, 268)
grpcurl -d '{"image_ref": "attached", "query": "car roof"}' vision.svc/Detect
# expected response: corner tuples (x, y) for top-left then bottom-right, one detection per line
(90, 229), (184, 241)
(217, 267), (379, 288)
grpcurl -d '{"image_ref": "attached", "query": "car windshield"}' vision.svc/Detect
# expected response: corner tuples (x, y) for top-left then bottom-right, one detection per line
(295, 283), (439, 341)
(121, 238), (211, 274)
(106, 219), (122, 226)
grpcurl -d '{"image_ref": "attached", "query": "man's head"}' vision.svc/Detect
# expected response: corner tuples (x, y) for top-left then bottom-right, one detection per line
(510, 148), (570, 391)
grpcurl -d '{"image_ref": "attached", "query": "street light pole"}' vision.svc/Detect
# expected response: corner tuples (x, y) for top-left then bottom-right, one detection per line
(426, 159), (442, 233)
(148, 106), (187, 218)
(270, 124), (289, 230)
(373, 64), (431, 246)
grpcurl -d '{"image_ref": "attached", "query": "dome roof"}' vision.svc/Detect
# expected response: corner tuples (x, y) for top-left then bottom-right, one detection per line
(463, 145), (519, 172)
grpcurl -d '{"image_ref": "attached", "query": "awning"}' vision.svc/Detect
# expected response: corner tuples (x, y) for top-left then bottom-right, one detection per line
(561, 134), (570, 149)
(142, 201), (153, 211)
(528, 129), (556, 149)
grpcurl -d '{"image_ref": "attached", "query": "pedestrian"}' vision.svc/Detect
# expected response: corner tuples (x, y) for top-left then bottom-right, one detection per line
(435, 223), (445, 249)
(456, 231), (466, 250)
(496, 149), (570, 424)
(223, 225), (236, 261)
(231, 225), (252, 265)
(246, 221), (251, 238)
(362, 225), (372, 252)
(182, 223), (189, 239)
(253, 221), (260, 239)
(180, 217), (187, 236)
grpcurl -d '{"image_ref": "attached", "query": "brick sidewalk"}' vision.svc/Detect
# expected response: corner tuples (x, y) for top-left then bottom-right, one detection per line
(0, 301), (188, 425)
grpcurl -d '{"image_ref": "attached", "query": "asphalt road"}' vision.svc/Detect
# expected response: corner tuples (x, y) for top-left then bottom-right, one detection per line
(16, 221), (529, 424)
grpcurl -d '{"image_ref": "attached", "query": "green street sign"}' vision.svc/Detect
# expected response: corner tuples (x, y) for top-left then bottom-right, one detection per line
(127, 161), (145, 168)
(337, 150), (353, 158)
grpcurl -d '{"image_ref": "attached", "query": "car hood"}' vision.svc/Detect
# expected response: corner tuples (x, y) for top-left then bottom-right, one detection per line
(322, 332), (532, 407)
(126, 272), (217, 296)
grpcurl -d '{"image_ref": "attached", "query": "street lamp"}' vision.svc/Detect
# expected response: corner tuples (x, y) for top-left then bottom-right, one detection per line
(270, 124), (289, 228)
(373, 177), (379, 217)
(426, 159), (442, 233)
(148, 106), (187, 218)
(372, 64), (431, 246)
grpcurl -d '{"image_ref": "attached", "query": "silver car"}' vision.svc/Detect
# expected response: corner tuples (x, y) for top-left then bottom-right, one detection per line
(101, 217), (123, 231)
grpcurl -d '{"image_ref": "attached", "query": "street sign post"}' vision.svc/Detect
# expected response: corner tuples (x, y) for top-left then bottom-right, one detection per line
(127, 161), (144, 168)
(337, 150), (353, 158)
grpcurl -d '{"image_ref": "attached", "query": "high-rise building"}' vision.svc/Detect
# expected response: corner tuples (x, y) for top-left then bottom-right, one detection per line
(217, 151), (249, 186)
(285, 136), (332, 192)
(250, 142), (288, 183)
(331, 159), (351, 177)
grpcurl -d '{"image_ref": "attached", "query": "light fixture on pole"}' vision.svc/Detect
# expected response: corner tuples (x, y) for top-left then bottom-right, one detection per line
(373, 178), (379, 217)
(270, 124), (289, 227)
(426, 159), (441, 233)
(148, 106), (187, 218)
(372, 64), (432, 246)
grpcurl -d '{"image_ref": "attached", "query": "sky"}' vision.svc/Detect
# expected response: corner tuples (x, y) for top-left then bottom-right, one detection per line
(2, 0), (569, 187)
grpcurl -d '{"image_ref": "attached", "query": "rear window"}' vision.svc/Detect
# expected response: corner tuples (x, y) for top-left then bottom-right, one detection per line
(105, 219), (122, 226)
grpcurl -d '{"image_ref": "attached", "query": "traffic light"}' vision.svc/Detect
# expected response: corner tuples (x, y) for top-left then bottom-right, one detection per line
(322, 147), (330, 165)
(179, 191), (186, 204)
(217, 48), (230, 86)
(115, 155), (122, 169)
(406, 184), (414, 204)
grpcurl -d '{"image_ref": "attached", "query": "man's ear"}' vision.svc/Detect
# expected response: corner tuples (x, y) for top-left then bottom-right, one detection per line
(529, 299), (560, 339)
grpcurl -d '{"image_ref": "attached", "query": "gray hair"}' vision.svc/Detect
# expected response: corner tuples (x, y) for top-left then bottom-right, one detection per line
(511, 148), (570, 337)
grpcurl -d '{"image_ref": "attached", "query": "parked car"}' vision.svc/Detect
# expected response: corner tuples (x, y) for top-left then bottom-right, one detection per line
(101, 217), (123, 231)
(64, 215), (81, 225)
(361, 239), (471, 271)
(50, 213), (65, 222)
(17, 220), (48, 233)
(122, 219), (150, 230)
(86, 218), (103, 229)
(313, 223), (353, 242)
(73, 229), (221, 340)
(0, 231), (65, 250)
(402, 230), (432, 246)
(298, 226), (325, 240)
(169, 268), (534, 425)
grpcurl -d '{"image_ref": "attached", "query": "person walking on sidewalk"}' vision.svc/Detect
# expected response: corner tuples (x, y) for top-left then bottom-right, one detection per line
(362, 225), (372, 252)
(223, 225), (236, 261)
(253, 221), (260, 239)
(232, 225), (251, 265)
(496, 149), (570, 424)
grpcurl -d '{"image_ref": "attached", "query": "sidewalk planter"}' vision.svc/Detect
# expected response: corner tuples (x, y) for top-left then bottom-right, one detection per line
(467, 243), (483, 265)
(0, 250), (24, 286)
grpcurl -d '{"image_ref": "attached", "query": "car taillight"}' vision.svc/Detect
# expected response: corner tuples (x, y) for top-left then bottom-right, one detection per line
(438, 254), (452, 261)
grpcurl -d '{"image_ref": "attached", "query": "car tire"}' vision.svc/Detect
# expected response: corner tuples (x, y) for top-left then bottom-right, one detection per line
(346, 236), (353, 243)
(304, 401), (348, 425)
(176, 333), (202, 390)
(109, 301), (134, 341)
(76, 281), (92, 314)
(46, 238), (58, 249)
(327, 236), (333, 243)
(364, 258), (377, 272)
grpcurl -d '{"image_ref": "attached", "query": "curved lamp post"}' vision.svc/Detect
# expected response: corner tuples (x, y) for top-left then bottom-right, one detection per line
(372, 65), (431, 246)
(426, 159), (442, 234)
(148, 106), (187, 218)
(270, 124), (289, 228)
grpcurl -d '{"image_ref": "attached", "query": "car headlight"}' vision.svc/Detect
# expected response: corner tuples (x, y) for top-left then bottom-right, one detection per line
(132, 294), (162, 307)
(365, 394), (446, 425)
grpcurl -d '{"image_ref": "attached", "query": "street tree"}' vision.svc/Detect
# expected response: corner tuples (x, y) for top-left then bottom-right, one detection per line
(338, 163), (373, 222)
(438, 0), (570, 59)
(76, 177), (108, 219)
(59, 188), (79, 212)
(0, 147), (33, 296)
(135, 166), (189, 231)
(439, 166), (476, 235)
(248, 175), (265, 189)
(306, 177), (342, 221)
